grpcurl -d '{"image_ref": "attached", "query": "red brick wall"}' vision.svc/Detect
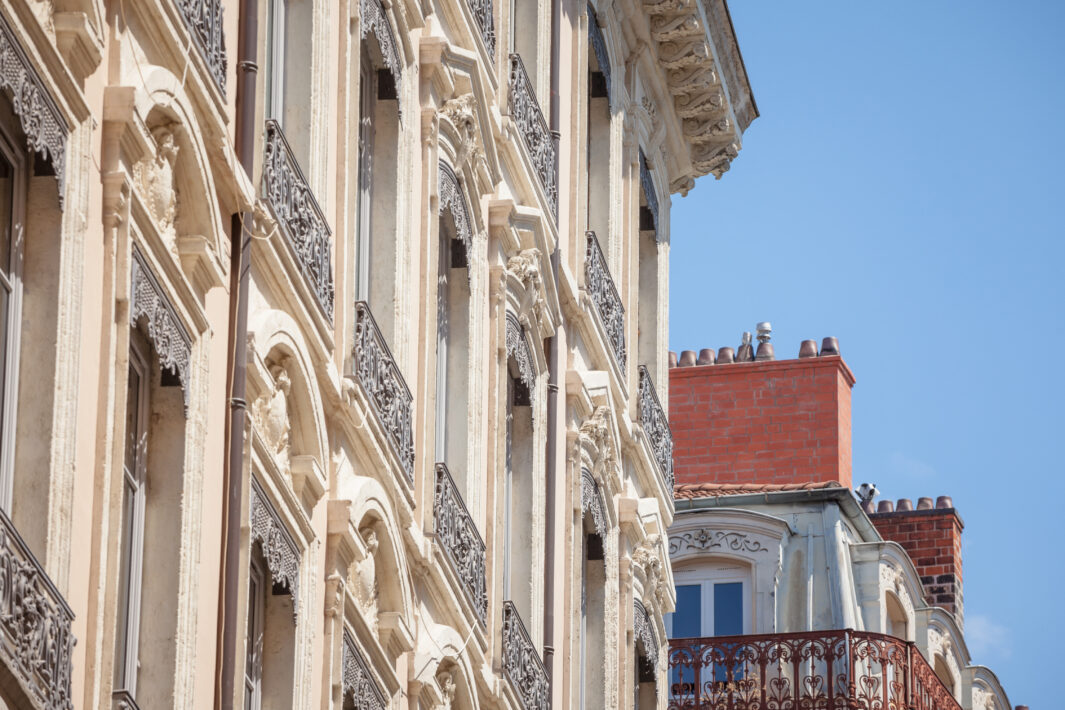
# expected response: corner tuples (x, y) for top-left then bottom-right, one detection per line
(668, 356), (856, 488)
(870, 509), (964, 618)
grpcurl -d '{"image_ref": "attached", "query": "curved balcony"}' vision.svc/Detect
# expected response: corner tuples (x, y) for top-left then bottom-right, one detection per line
(667, 630), (961, 710)
(585, 231), (626, 371)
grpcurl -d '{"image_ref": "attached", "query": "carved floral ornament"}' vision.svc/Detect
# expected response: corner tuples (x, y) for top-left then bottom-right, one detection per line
(633, 599), (659, 676)
(249, 478), (301, 614)
(668, 527), (769, 555)
(361, 0), (402, 100)
(130, 246), (193, 414)
(438, 161), (473, 268)
(0, 13), (68, 207)
(505, 311), (535, 392)
(580, 468), (607, 536)
(342, 629), (386, 709)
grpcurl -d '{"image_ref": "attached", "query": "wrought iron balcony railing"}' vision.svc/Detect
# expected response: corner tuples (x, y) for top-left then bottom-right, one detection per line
(352, 302), (414, 482)
(0, 507), (75, 710)
(507, 54), (557, 219)
(502, 601), (550, 710)
(585, 231), (626, 371)
(667, 630), (962, 710)
(262, 120), (335, 320)
(466, 0), (495, 55)
(175, 0), (227, 94)
(638, 365), (674, 491)
(433, 463), (487, 623)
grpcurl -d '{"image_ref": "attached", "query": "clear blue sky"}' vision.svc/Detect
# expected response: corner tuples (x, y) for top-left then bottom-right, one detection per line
(668, 3), (1063, 706)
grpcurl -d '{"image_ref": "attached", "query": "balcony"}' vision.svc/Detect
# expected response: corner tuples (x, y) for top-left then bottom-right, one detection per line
(262, 120), (334, 321)
(507, 54), (557, 219)
(638, 366), (674, 491)
(667, 630), (962, 710)
(466, 0), (495, 55)
(501, 601), (550, 710)
(174, 0), (227, 95)
(352, 302), (414, 482)
(0, 508), (75, 710)
(585, 231), (626, 371)
(433, 463), (487, 623)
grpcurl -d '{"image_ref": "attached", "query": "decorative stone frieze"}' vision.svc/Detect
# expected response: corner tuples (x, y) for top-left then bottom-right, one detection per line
(433, 463), (488, 623)
(585, 231), (626, 370)
(507, 54), (557, 218)
(640, 0), (753, 181)
(0, 13), (68, 206)
(352, 301), (415, 482)
(342, 629), (386, 709)
(633, 599), (659, 675)
(637, 366), (674, 491)
(581, 468), (607, 536)
(439, 94), (483, 174)
(0, 507), (75, 710)
(465, 0), (495, 56)
(501, 601), (550, 710)
(505, 312), (535, 392)
(175, 0), (227, 95)
(668, 527), (768, 555)
(130, 246), (192, 414)
(438, 161), (473, 268)
(361, 0), (402, 98)
(262, 120), (334, 320)
(249, 478), (301, 611)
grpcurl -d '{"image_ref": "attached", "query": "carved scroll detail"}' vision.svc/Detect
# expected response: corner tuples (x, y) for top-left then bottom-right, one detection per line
(130, 246), (192, 414)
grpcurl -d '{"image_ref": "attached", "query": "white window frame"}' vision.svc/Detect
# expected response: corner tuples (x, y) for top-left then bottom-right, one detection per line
(0, 125), (26, 513)
(265, 0), (287, 121)
(667, 565), (752, 638)
(355, 50), (375, 303)
(244, 554), (266, 710)
(115, 335), (150, 697)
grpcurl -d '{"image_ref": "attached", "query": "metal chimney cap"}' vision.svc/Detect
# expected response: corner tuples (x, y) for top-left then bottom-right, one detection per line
(741, 331), (752, 346)
(756, 322), (772, 343)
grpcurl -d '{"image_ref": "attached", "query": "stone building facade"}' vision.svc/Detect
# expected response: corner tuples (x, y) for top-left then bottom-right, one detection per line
(0, 0), (754, 709)
(664, 338), (1014, 710)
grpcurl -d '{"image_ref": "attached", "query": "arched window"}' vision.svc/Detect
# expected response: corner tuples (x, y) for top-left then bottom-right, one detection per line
(934, 655), (955, 697)
(435, 164), (472, 495)
(886, 591), (909, 640)
(633, 600), (659, 709)
(355, 0), (402, 341)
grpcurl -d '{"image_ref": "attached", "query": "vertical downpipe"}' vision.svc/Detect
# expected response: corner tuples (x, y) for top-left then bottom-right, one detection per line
(218, 0), (257, 707)
(543, 0), (562, 699)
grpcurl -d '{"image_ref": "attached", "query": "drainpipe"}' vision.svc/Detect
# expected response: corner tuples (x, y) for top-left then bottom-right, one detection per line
(217, 0), (257, 707)
(543, 0), (561, 695)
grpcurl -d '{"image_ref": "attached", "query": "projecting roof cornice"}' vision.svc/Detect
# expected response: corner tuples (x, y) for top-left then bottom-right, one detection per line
(641, 0), (756, 190)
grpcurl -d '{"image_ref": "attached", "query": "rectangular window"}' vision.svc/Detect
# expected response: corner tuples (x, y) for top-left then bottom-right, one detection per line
(0, 130), (24, 513)
(244, 556), (265, 710)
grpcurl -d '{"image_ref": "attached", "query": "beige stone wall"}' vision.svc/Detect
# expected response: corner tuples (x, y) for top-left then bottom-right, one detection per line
(0, 0), (752, 708)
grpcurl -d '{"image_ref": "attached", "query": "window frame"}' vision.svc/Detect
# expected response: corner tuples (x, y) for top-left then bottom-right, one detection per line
(0, 123), (26, 513)
(667, 565), (752, 639)
(244, 553), (266, 710)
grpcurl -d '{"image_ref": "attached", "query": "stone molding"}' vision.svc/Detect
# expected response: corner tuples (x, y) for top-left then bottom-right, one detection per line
(361, 0), (402, 100)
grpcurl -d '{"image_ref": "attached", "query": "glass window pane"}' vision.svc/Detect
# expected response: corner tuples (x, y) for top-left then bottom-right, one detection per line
(672, 584), (702, 638)
(713, 582), (743, 636)
(0, 150), (12, 273)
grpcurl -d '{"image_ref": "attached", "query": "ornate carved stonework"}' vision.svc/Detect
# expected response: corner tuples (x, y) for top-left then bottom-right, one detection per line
(439, 94), (482, 173)
(506, 248), (542, 293)
(0, 13), (68, 206)
(588, 7), (612, 107)
(361, 0), (402, 98)
(249, 478), (300, 611)
(252, 362), (292, 467)
(505, 312), (535, 391)
(342, 629), (386, 709)
(438, 161), (473, 268)
(668, 528), (768, 555)
(501, 602), (549, 710)
(175, 0), (227, 95)
(507, 54), (557, 218)
(352, 527), (379, 628)
(130, 246), (192, 414)
(262, 120), (334, 320)
(580, 469), (606, 536)
(434, 463), (488, 623)
(0, 507), (75, 710)
(633, 599), (659, 675)
(133, 126), (179, 247)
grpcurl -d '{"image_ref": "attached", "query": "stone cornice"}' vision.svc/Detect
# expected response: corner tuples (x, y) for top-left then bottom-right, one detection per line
(640, 0), (756, 187)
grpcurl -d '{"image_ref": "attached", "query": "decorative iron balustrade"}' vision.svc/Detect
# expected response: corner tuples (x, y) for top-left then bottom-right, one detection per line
(639, 149), (660, 239)
(0, 507), (75, 710)
(638, 366), (674, 491)
(352, 302), (414, 482)
(467, 0), (496, 55)
(502, 601), (550, 710)
(667, 630), (963, 710)
(433, 463), (487, 623)
(175, 0), (227, 94)
(585, 231), (626, 371)
(262, 120), (334, 320)
(508, 54), (557, 218)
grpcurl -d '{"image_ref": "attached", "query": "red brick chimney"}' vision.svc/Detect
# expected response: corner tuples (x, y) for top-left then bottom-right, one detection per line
(869, 497), (964, 621)
(668, 347), (856, 489)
